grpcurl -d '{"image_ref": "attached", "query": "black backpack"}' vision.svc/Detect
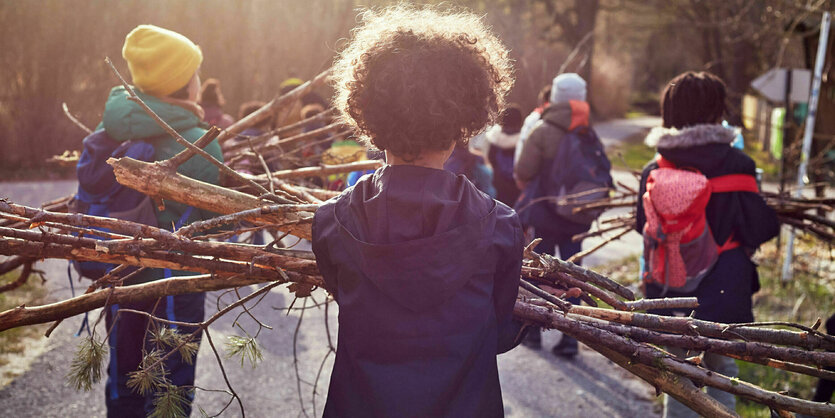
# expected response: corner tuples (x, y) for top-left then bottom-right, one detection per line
(541, 124), (613, 225)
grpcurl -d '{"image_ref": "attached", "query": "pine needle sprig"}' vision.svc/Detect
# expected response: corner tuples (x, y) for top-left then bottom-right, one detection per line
(177, 339), (200, 366)
(151, 327), (200, 366)
(126, 350), (168, 396)
(66, 337), (107, 391)
(148, 383), (191, 418)
(150, 326), (180, 348)
(224, 335), (263, 368)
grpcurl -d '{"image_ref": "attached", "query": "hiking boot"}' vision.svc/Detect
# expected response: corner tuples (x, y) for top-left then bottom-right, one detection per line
(552, 335), (578, 358)
(521, 326), (542, 349)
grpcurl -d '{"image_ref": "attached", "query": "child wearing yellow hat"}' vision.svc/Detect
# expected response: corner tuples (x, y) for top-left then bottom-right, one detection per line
(94, 24), (223, 417)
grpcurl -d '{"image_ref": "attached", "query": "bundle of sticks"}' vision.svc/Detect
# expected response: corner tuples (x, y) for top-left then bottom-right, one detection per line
(4, 60), (833, 416)
(568, 181), (834, 262)
(1, 196), (834, 416)
(763, 191), (835, 242)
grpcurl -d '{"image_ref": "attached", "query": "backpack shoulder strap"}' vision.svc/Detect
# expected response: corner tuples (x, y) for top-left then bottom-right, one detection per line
(710, 174), (759, 193)
(657, 156), (758, 193)
(656, 155), (676, 169)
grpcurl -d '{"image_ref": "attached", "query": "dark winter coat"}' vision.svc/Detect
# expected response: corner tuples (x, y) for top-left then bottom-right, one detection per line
(485, 125), (521, 206)
(444, 145), (497, 198)
(513, 101), (594, 237)
(636, 124), (779, 323)
(312, 164), (524, 418)
(202, 105), (234, 129)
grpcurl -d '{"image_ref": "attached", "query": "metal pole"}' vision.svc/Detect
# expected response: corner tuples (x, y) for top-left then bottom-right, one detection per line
(781, 11), (831, 282)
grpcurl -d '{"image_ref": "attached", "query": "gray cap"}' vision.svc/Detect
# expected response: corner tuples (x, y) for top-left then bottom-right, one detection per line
(550, 73), (587, 104)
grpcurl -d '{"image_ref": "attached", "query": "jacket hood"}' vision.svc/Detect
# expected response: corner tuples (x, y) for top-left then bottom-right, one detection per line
(540, 100), (590, 131)
(102, 86), (202, 142)
(645, 124), (736, 149)
(485, 124), (520, 149)
(332, 165), (497, 312)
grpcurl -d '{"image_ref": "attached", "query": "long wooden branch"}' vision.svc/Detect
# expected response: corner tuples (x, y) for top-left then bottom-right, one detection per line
(567, 312), (835, 367)
(175, 204), (318, 238)
(568, 305), (835, 351)
(0, 261), (33, 293)
(226, 121), (346, 155)
(275, 107), (336, 135)
(220, 108), (336, 155)
(250, 160), (384, 181)
(582, 337), (737, 417)
(0, 255), (30, 275)
(515, 301), (835, 417)
(1, 201), (179, 242)
(217, 69), (332, 144)
(0, 272), (318, 333)
(107, 157), (314, 239)
(623, 297), (700, 311)
(724, 352), (835, 381)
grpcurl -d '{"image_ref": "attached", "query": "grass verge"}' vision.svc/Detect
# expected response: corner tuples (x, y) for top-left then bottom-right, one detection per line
(606, 132), (655, 172)
(0, 269), (50, 387)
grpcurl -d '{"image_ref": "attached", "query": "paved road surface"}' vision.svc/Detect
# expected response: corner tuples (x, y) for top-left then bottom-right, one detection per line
(0, 118), (660, 417)
(596, 116), (660, 148)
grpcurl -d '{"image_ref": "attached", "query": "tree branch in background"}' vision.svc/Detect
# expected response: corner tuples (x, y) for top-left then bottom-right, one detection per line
(62, 102), (92, 134)
(216, 69), (332, 144)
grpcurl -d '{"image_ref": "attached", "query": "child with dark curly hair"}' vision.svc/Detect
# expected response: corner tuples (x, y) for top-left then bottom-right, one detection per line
(312, 5), (523, 417)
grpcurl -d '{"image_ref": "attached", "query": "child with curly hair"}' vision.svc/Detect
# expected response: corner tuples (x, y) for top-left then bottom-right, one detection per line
(312, 5), (523, 417)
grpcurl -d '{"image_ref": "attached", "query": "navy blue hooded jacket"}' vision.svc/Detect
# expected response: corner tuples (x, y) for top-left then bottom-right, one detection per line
(312, 164), (523, 418)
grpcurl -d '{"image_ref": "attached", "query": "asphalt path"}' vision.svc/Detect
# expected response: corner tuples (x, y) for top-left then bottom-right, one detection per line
(0, 118), (659, 417)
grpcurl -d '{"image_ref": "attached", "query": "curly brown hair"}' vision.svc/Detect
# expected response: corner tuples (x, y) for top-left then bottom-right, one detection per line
(331, 5), (514, 160)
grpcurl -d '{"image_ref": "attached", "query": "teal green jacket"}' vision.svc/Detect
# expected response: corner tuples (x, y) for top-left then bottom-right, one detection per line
(99, 86), (224, 282)
(100, 86), (223, 229)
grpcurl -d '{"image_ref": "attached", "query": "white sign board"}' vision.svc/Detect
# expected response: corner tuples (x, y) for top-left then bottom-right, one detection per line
(750, 68), (811, 103)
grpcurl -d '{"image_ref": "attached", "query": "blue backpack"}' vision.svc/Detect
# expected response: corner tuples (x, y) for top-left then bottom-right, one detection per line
(69, 129), (158, 280)
(489, 145), (515, 182)
(541, 125), (613, 225)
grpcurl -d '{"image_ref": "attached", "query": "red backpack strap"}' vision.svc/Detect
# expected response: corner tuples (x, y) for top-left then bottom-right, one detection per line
(656, 155), (675, 169)
(657, 155), (759, 193)
(709, 174), (759, 193)
(717, 235), (741, 253)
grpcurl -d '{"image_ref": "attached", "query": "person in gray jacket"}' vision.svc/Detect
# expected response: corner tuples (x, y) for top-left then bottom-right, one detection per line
(514, 73), (593, 357)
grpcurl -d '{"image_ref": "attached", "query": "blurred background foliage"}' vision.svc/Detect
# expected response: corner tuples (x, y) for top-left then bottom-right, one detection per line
(0, 0), (829, 174)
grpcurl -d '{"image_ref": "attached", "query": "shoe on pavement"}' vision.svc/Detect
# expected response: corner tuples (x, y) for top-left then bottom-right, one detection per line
(521, 326), (542, 349)
(552, 335), (578, 358)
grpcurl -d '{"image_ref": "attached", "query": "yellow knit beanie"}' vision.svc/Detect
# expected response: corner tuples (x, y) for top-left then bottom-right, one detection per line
(122, 25), (203, 97)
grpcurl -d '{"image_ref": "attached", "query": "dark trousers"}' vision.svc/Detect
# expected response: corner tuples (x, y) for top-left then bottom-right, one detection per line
(529, 230), (582, 345)
(104, 291), (205, 418)
(535, 231), (581, 304)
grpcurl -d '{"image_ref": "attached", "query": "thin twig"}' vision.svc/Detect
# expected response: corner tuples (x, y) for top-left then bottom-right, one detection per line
(204, 328), (246, 418)
(293, 297), (309, 418)
(62, 102), (93, 134)
(567, 227), (633, 264)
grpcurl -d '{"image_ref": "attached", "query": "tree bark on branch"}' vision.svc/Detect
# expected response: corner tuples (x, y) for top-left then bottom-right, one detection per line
(107, 157), (314, 239)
